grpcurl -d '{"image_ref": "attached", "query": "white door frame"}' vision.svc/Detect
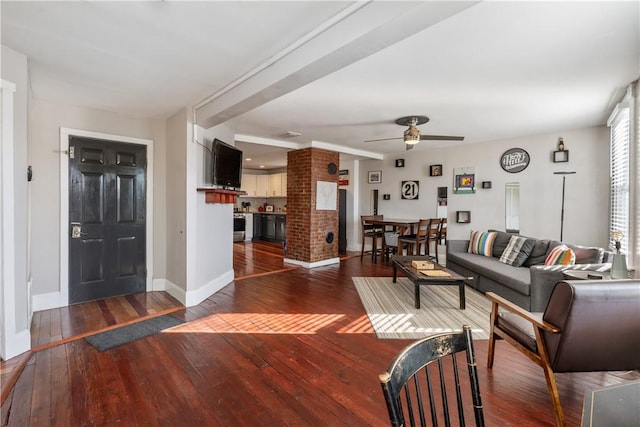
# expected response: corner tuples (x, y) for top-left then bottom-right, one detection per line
(59, 128), (154, 308)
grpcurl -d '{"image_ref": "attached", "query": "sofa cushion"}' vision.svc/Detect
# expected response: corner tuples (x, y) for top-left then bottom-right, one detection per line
(545, 245), (576, 265)
(523, 239), (551, 267)
(468, 230), (497, 256)
(500, 236), (536, 267)
(447, 252), (531, 295)
(491, 231), (515, 258)
(569, 245), (604, 264)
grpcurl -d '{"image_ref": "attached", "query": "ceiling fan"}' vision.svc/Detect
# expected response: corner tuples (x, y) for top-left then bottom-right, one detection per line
(365, 115), (464, 150)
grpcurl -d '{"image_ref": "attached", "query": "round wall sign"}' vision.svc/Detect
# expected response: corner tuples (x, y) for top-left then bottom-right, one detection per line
(500, 148), (530, 173)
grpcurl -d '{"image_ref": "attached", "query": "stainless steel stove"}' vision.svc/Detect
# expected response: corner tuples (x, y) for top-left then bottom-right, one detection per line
(233, 213), (246, 242)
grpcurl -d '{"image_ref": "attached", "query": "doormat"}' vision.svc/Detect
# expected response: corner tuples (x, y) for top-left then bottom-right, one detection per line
(85, 315), (185, 352)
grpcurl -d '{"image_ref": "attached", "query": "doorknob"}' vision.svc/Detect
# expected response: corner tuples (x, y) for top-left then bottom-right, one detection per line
(70, 222), (87, 239)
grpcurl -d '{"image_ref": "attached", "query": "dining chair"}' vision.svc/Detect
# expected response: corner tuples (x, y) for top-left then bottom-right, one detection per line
(426, 218), (442, 258)
(398, 219), (430, 256)
(379, 325), (485, 427)
(438, 218), (447, 245)
(360, 215), (384, 262)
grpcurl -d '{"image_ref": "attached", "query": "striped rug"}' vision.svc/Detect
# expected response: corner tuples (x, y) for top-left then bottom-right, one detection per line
(352, 277), (492, 340)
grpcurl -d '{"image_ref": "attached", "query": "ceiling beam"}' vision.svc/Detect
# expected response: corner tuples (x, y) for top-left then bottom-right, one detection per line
(195, 1), (479, 129)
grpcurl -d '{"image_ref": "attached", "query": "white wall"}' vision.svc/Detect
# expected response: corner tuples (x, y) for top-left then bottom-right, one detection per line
(359, 126), (610, 247)
(183, 124), (235, 306)
(1, 46), (31, 358)
(28, 97), (165, 306)
(164, 109), (188, 298)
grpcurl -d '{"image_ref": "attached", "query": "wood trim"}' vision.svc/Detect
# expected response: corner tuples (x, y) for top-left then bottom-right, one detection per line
(30, 306), (184, 353)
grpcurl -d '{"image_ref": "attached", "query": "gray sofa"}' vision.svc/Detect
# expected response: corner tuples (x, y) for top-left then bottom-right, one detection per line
(446, 230), (612, 311)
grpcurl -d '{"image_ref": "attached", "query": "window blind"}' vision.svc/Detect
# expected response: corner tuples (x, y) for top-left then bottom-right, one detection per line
(609, 106), (630, 253)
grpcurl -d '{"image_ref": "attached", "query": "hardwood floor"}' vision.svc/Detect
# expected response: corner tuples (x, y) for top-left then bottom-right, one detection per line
(1, 241), (637, 426)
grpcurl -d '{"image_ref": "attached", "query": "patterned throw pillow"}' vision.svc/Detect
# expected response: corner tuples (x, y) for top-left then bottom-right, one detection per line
(468, 230), (497, 257)
(499, 235), (536, 267)
(544, 245), (576, 265)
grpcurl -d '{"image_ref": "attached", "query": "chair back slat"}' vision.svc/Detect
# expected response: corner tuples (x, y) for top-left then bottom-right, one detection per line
(451, 355), (465, 427)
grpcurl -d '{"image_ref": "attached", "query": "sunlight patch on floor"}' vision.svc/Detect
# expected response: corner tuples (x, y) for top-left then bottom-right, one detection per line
(164, 313), (346, 334)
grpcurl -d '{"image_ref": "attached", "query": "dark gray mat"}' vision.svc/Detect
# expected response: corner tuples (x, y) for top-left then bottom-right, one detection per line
(85, 314), (184, 352)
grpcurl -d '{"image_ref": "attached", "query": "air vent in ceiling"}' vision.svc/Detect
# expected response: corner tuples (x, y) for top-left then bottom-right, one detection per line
(279, 131), (302, 138)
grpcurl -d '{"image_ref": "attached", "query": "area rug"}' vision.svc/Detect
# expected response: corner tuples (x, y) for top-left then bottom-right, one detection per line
(352, 277), (492, 340)
(85, 315), (185, 352)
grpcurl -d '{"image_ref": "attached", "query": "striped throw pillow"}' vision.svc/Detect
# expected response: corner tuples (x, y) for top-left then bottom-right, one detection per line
(499, 235), (535, 266)
(544, 245), (576, 265)
(468, 230), (497, 257)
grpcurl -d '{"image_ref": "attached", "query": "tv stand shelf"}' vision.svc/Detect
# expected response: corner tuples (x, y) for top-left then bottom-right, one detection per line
(197, 188), (246, 204)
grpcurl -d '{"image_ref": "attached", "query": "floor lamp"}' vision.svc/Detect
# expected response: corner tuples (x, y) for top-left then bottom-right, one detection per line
(553, 171), (576, 241)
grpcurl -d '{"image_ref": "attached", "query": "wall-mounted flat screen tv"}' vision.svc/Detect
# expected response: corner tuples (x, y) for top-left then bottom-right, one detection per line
(211, 138), (242, 189)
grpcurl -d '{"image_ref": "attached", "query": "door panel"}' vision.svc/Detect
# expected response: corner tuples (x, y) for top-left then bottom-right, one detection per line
(69, 136), (146, 304)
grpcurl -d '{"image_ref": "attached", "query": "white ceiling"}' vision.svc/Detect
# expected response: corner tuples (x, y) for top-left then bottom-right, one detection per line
(3, 1), (639, 170)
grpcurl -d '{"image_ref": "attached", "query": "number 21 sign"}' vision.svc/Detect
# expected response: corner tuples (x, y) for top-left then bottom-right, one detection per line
(401, 180), (419, 200)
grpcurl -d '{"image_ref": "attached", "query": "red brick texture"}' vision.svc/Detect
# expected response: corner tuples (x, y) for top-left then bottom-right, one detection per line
(286, 148), (339, 263)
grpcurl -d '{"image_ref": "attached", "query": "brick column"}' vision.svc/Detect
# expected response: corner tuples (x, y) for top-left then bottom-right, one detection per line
(285, 148), (339, 265)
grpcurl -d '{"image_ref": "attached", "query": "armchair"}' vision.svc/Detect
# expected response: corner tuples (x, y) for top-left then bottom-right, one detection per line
(486, 280), (640, 426)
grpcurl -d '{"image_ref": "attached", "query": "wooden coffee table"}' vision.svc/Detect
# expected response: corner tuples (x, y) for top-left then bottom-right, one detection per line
(391, 255), (473, 309)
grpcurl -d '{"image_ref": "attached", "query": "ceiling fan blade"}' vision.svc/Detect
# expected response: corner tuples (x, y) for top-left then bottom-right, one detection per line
(420, 135), (465, 141)
(364, 137), (402, 143)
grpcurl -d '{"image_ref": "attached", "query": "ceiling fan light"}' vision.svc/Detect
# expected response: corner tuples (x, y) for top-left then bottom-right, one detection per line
(404, 126), (420, 144)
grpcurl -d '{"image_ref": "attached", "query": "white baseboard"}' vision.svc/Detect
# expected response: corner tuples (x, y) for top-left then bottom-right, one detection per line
(153, 272), (234, 308)
(32, 291), (66, 312)
(283, 257), (340, 268)
(185, 270), (234, 307)
(2, 328), (31, 360)
(153, 278), (185, 305)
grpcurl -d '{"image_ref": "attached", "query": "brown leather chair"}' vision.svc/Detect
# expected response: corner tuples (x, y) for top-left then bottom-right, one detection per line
(487, 280), (640, 426)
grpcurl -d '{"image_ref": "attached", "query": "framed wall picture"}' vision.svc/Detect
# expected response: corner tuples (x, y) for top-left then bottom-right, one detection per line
(430, 164), (443, 176)
(401, 180), (419, 200)
(368, 170), (382, 184)
(395, 159), (405, 168)
(453, 166), (476, 194)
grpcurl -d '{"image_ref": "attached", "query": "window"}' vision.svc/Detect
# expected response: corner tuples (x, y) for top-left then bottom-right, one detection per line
(608, 103), (630, 253)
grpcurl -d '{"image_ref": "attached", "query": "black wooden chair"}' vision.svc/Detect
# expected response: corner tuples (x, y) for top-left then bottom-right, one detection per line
(379, 325), (485, 427)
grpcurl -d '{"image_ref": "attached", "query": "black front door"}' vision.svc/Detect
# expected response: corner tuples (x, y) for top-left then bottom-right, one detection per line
(68, 136), (147, 304)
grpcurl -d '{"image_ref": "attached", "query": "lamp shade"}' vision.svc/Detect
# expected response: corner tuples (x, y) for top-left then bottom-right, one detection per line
(404, 126), (420, 144)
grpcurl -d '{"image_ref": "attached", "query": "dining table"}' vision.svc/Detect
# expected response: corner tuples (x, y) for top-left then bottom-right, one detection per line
(363, 218), (419, 263)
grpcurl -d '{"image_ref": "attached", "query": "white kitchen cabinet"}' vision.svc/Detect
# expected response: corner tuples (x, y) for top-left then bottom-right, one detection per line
(268, 173), (283, 197)
(256, 174), (269, 197)
(241, 173), (257, 197)
(241, 172), (287, 198)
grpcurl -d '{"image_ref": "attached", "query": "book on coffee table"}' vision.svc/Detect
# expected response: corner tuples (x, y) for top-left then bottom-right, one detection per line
(420, 270), (451, 277)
